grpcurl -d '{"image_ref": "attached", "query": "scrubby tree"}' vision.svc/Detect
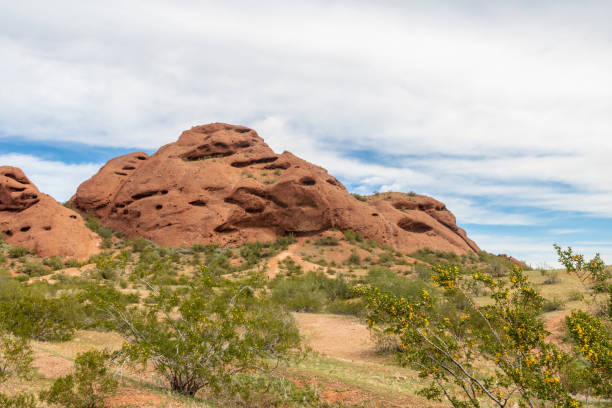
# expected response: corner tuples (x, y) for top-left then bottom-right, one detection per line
(95, 266), (300, 396)
(0, 331), (36, 407)
(357, 265), (580, 407)
(555, 245), (611, 400)
(40, 349), (117, 408)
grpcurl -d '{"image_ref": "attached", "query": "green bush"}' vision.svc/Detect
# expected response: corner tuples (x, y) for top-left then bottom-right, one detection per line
(314, 236), (339, 246)
(8, 246), (29, 258)
(85, 213), (114, 239)
(43, 256), (65, 271)
(22, 261), (47, 276)
(98, 266), (300, 396)
(0, 282), (79, 341)
(364, 267), (433, 301)
(270, 271), (352, 313)
(351, 193), (367, 202)
(0, 330), (35, 406)
(40, 349), (117, 408)
(343, 230), (364, 244)
(542, 297), (565, 312)
(348, 250), (361, 265)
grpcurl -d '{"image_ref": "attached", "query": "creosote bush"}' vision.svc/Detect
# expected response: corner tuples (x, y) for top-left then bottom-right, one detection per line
(0, 330), (36, 407)
(40, 349), (117, 408)
(95, 265), (300, 396)
(357, 265), (580, 407)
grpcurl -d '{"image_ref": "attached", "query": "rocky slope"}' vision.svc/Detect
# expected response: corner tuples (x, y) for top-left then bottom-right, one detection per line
(0, 166), (100, 260)
(71, 123), (479, 254)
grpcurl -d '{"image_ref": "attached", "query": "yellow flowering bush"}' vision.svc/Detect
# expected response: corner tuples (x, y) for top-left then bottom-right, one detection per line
(356, 265), (579, 408)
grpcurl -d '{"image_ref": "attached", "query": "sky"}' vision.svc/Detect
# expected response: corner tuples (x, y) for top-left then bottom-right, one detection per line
(1, 0), (612, 266)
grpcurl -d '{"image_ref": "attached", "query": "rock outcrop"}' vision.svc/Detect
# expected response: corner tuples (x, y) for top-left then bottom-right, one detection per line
(71, 123), (479, 254)
(0, 166), (100, 260)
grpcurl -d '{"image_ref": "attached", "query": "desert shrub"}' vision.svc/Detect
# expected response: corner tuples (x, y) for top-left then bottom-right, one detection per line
(43, 256), (65, 271)
(239, 236), (295, 267)
(97, 266), (299, 396)
(0, 282), (79, 341)
(40, 349), (117, 408)
(351, 193), (367, 202)
(542, 270), (562, 285)
(192, 243), (206, 252)
(357, 265), (579, 407)
(414, 263), (432, 280)
(64, 258), (81, 268)
(0, 253), (6, 265)
(85, 213), (113, 239)
(279, 257), (303, 276)
(130, 236), (150, 252)
(0, 331), (33, 382)
(364, 267), (433, 301)
(542, 297), (565, 312)
(343, 230), (364, 244)
(326, 298), (365, 316)
(0, 330), (36, 407)
(226, 373), (325, 407)
(22, 261), (47, 276)
(0, 393), (37, 408)
(314, 236), (339, 246)
(270, 271), (352, 313)
(347, 250), (361, 265)
(8, 246), (29, 258)
(555, 245), (611, 400)
(90, 253), (118, 280)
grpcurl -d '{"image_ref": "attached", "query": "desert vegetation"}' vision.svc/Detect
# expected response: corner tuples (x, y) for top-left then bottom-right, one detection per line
(0, 223), (610, 407)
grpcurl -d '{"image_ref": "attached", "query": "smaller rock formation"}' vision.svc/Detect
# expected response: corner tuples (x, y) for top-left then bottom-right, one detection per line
(0, 166), (100, 260)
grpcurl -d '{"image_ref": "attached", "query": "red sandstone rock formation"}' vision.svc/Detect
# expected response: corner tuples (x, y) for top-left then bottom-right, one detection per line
(0, 166), (100, 260)
(71, 123), (479, 254)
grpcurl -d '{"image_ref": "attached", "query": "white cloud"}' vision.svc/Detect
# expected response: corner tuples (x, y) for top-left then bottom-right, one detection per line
(0, 154), (100, 202)
(1, 1), (612, 230)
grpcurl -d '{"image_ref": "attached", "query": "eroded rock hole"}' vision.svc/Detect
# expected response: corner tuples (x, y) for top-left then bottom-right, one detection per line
(69, 215), (77, 219)
(371, 213), (379, 216)
(43, 226), (51, 231)
(155, 205), (163, 210)
(397, 218), (433, 233)
(20, 226), (31, 232)
(114, 172), (128, 176)
(326, 178), (339, 186)
(393, 201), (417, 211)
(214, 224), (237, 233)
(122, 166), (136, 170)
(300, 177), (316, 186)
(136, 156), (147, 160)
(233, 128), (251, 133)
(189, 200), (207, 207)
(132, 190), (162, 200)
(161, 190), (168, 195)
(4, 173), (29, 184)
(8, 187), (25, 192)
(3, 230), (13, 236)
(231, 157), (278, 168)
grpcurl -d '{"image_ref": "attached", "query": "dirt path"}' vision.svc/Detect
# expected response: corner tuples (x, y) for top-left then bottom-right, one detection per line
(293, 312), (384, 363)
(266, 239), (322, 280)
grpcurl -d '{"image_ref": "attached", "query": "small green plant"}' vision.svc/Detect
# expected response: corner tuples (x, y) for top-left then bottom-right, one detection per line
(43, 256), (65, 271)
(8, 246), (29, 258)
(351, 193), (367, 202)
(0, 330), (35, 407)
(273, 169), (282, 176)
(40, 349), (118, 408)
(314, 236), (339, 246)
(98, 266), (299, 396)
(343, 230), (364, 244)
(348, 250), (361, 265)
(85, 213), (114, 239)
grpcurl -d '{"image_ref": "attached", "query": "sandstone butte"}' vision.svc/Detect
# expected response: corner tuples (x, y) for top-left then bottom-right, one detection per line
(0, 166), (101, 260)
(71, 123), (480, 255)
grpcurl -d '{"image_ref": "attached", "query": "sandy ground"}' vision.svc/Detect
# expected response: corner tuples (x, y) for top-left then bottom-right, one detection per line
(293, 312), (384, 363)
